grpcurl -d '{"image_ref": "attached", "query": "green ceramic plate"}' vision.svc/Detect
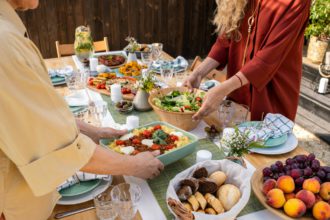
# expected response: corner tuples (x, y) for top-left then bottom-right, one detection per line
(51, 76), (66, 86)
(100, 121), (198, 166)
(59, 179), (102, 197)
(239, 121), (288, 148)
(69, 106), (88, 114)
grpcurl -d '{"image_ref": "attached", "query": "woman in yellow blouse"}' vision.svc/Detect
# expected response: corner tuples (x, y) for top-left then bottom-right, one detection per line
(0, 1), (163, 220)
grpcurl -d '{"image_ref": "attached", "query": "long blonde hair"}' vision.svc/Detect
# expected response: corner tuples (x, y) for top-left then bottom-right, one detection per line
(213, 0), (248, 41)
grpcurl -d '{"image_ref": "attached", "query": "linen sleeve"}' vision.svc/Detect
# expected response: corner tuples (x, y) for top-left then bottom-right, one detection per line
(207, 37), (230, 70)
(0, 32), (96, 196)
(240, 0), (310, 91)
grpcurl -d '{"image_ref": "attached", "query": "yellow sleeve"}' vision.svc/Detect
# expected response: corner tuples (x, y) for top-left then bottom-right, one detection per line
(0, 28), (96, 196)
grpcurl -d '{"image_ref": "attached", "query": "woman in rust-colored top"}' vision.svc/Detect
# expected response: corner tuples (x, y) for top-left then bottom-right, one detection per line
(185, 0), (311, 121)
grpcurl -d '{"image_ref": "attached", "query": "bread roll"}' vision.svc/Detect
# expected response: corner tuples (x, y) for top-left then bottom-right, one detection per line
(198, 178), (218, 194)
(204, 193), (224, 214)
(194, 191), (207, 210)
(182, 202), (193, 211)
(205, 207), (217, 215)
(209, 171), (227, 187)
(217, 184), (241, 211)
(193, 167), (208, 179)
(177, 185), (193, 201)
(180, 178), (199, 193)
(187, 195), (199, 211)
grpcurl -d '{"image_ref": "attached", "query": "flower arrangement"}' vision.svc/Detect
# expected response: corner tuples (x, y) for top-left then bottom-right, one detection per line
(125, 36), (140, 53)
(138, 71), (156, 93)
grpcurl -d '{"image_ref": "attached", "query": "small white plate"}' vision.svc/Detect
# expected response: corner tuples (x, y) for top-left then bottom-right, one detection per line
(57, 176), (113, 205)
(250, 133), (298, 155)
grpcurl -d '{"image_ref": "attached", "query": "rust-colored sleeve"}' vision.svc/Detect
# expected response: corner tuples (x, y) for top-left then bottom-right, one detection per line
(208, 37), (230, 70)
(241, 0), (310, 91)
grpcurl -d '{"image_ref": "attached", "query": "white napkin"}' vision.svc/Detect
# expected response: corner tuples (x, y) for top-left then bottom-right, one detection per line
(57, 171), (110, 191)
(239, 113), (294, 141)
(48, 65), (73, 77)
(64, 92), (89, 107)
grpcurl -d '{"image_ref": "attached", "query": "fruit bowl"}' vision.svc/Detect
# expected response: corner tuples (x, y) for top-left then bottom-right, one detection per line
(251, 154), (330, 220)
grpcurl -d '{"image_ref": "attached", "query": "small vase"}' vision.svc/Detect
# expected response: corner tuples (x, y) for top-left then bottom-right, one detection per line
(127, 52), (137, 63)
(133, 89), (152, 111)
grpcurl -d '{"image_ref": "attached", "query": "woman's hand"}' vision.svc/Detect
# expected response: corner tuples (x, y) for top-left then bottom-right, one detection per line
(182, 71), (203, 89)
(128, 150), (164, 179)
(192, 85), (227, 121)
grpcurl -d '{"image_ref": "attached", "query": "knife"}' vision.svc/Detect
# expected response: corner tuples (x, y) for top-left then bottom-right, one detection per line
(54, 206), (95, 219)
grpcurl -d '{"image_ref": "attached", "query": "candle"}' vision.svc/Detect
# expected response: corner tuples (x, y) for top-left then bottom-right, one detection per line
(325, 52), (330, 66)
(196, 150), (212, 163)
(110, 84), (122, 103)
(89, 58), (98, 71)
(318, 78), (329, 94)
(126, 116), (139, 130)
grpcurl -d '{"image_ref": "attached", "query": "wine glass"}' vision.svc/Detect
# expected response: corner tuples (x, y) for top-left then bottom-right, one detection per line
(111, 183), (142, 220)
(151, 43), (163, 61)
(94, 191), (118, 220)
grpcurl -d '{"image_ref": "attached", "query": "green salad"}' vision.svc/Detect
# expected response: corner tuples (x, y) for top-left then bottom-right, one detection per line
(153, 90), (205, 112)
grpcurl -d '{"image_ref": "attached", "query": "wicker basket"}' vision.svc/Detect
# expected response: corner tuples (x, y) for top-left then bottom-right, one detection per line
(148, 87), (200, 131)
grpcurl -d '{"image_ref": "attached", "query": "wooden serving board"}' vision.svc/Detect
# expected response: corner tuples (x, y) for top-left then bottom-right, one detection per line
(87, 85), (135, 101)
(251, 160), (322, 220)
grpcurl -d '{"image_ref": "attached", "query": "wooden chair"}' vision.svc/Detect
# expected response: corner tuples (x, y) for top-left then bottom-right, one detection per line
(55, 37), (109, 58)
(190, 56), (227, 83)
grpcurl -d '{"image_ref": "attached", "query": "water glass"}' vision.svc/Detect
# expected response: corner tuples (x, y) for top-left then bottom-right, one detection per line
(218, 100), (236, 130)
(94, 191), (117, 220)
(175, 68), (189, 87)
(141, 52), (153, 68)
(232, 104), (249, 126)
(151, 43), (163, 61)
(111, 183), (142, 220)
(160, 61), (174, 85)
(94, 100), (108, 126)
(65, 70), (89, 93)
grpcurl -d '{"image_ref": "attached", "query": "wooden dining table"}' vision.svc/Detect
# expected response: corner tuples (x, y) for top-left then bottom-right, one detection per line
(44, 53), (313, 220)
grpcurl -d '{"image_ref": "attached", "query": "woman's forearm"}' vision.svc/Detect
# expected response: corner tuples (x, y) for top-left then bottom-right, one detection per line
(194, 57), (220, 78)
(76, 119), (102, 143)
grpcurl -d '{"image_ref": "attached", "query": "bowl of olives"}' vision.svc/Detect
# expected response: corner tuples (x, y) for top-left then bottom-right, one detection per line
(115, 100), (134, 114)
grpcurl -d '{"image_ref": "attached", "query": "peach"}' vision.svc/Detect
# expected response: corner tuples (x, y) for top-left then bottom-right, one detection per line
(295, 190), (316, 208)
(312, 201), (330, 220)
(303, 178), (321, 194)
(319, 182), (330, 201)
(285, 193), (295, 200)
(266, 189), (286, 209)
(263, 179), (277, 195)
(277, 175), (295, 193)
(283, 199), (306, 218)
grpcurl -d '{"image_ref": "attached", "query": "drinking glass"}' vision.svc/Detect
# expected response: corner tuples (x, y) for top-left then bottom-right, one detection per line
(65, 70), (89, 94)
(232, 104), (249, 126)
(160, 61), (174, 86)
(218, 100), (236, 130)
(141, 51), (153, 68)
(175, 68), (189, 87)
(111, 183), (142, 220)
(94, 100), (108, 126)
(94, 191), (117, 220)
(151, 43), (163, 61)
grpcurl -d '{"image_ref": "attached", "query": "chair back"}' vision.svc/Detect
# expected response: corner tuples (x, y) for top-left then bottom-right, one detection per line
(55, 37), (109, 58)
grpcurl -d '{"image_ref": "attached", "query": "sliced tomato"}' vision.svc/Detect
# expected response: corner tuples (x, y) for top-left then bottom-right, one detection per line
(153, 125), (162, 130)
(184, 105), (191, 110)
(132, 150), (140, 155)
(96, 84), (103, 89)
(151, 144), (160, 150)
(88, 81), (94, 86)
(132, 138), (141, 144)
(195, 97), (202, 102)
(100, 84), (106, 89)
(165, 145), (175, 150)
(88, 77), (94, 81)
(170, 135), (179, 142)
(143, 130), (152, 138)
(115, 140), (125, 145)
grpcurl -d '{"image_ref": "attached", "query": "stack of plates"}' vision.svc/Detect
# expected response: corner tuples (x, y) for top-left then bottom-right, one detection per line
(239, 121), (298, 155)
(57, 176), (112, 205)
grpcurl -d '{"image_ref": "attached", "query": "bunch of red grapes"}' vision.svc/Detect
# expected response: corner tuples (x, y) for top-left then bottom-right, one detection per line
(263, 154), (330, 189)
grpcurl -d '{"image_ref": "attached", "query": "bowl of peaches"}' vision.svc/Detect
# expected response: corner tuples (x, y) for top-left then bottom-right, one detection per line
(252, 153), (330, 220)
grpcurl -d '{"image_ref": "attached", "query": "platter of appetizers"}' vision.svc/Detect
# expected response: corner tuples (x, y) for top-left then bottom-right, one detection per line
(166, 160), (251, 220)
(92, 51), (127, 68)
(252, 153), (330, 220)
(119, 61), (146, 77)
(88, 72), (137, 100)
(100, 121), (198, 166)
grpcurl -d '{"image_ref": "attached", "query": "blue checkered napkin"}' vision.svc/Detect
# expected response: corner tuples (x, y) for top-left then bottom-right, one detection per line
(240, 113), (294, 141)
(150, 56), (188, 73)
(48, 65), (74, 78)
(57, 172), (111, 191)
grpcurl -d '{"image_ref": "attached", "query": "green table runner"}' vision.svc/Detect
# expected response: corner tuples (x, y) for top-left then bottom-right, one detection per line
(101, 94), (264, 219)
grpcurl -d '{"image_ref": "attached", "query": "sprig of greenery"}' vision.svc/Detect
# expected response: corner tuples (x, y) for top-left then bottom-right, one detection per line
(222, 127), (265, 157)
(125, 36), (140, 53)
(305, 0), (330, 40)
(139, 71), (156, 92)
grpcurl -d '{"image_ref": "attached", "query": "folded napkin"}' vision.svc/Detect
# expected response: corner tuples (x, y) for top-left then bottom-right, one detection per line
(150, 56), (188, 73)
(240, 113), (294, 142)
(57, 171), (110, 191)
(48, 65), (74, 78)
(64, 93), (89, 107)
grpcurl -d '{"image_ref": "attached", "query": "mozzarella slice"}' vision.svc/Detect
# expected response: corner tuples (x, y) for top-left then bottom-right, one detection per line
(120, 146), (135, 155)
(170, 131), (183, 137)
(142, 139), (154, 147)
(119, 133), (134, 140)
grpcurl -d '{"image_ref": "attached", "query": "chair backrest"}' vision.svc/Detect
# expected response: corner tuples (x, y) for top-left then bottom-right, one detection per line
(190, 56), (227, 83)
(55, 37), (110, 58)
